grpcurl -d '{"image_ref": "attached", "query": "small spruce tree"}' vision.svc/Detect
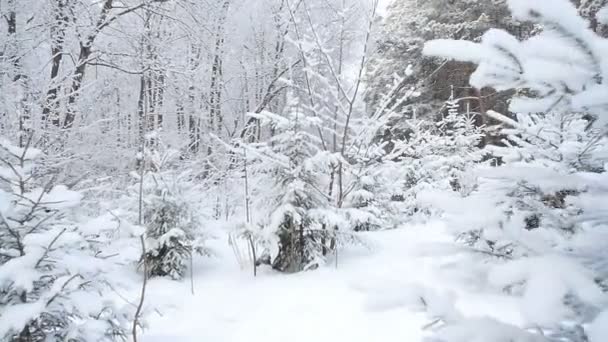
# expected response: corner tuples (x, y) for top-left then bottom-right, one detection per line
(0, 138), (130, 341)
(136, 142), (208, 280)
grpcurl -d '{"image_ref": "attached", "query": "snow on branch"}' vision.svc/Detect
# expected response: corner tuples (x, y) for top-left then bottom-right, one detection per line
(423, 0), (608, 122)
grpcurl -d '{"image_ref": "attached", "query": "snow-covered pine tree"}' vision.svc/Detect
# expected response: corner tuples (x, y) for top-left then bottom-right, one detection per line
(341, 168), (387, 232)
(384, 91), (484, 219)
(423, 0), (608, 238)
(0, 138), (130, 341)
(142, 189), (204, 280)
(244, 100), (370, 273)
(247, 108), (330, 273)
(423, 0), (608, 123)
(437, 110), (606, 259)
(365, 0), (525, 120)
(418, 112), (608, 342)
(136, 142), (208, 280)
(421, 1), (608, 340)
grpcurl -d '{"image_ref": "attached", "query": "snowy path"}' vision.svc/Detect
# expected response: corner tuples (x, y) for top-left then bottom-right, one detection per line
(142, 222), (464, 342)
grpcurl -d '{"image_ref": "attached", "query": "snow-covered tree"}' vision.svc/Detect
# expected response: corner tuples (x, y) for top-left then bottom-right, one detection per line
(365, 0), (526, 120)
(383, 92), (485, 219)
(247, 108), (331, 272)
(420, 1), (608, 341)
(428, 110), (606, 256)
(424, 0), (608, 124)
(245, 99), (369, 272)
(423, 0), (608, 237)
(136, 142), (208, 280)
(141, 189), (206, 280)
(0, 138), (130, 341)
(341, 168), (388, 232)
(415, 112), (608, 341)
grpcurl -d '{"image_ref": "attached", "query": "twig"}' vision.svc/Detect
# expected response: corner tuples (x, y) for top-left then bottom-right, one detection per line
(190, 250), (195, 295)
(132, 235), (148, 342)
(133, 134), (148, 342)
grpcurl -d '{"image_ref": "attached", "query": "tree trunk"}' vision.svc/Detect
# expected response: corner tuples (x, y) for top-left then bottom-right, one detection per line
(43, 0), (70, 128)
(208, 1), (231, 136)
(64, 44), (92, 128)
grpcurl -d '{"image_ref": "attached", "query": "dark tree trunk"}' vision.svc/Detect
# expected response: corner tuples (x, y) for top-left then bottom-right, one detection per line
(64, 44), (92, 128)
(208, 1), (230, 136)
(43, 0), (70, 128)
(272, 220), (300, 273)
(64, 0), (117, 129)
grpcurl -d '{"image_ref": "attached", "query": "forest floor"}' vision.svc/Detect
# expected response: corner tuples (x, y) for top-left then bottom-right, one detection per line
(141, 222), (515, 342)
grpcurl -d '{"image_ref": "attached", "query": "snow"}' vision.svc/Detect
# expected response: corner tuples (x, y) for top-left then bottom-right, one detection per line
(377, 0), (391, 16)
(508, 0), (585, 33)
(0, 301), (45, 337)
(422, 39), (486, 64)
(134, 200), (608, 342)
(423, 0), (608, 120)
(488, 255), (605, 326)
(0, 139), (41, 160)
(598, 7), (608, 25)
(141, 223), (435, 342)
(140, 222), (530, 342)
(433, 317), (544, 342)
(588, 310), (608, 342)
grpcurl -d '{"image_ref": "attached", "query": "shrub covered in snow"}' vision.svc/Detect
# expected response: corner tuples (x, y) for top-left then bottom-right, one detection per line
(421, 0), (608, 341)
(245, 106), (365, 273)
(0, 139), (131, 341)
(246, 109), (335, 272)
(142, 191), (207, 280)
(136, 143), (209, 280)
(383, 92), (484, 219)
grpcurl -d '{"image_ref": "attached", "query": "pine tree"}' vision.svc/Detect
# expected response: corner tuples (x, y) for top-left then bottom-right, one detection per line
(420, 110), (608, 342)
(365, 0), (526, 120)
(248, 109), (329, 273)
(424, 0), (608, 122)
(142, 190), (205, 280)
(423, 0), (608, 239)
(137, 142), (208, 280)
(343, 170), (387, 232)
(0, 138), (130, 341)
(421, 2), (608, 340)
(447, 110), (605, 257)
(245, 102), (367, 273)
(384, 91), (485, 219)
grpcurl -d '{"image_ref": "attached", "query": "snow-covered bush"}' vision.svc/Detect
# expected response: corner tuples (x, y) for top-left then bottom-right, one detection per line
(419, 116), (608, 342)
(0, 138), (130, 341)
(430, 110), (607, 257)
(384, 93), (484, 219)
(420, 1), (608, 341)
(142, 190), (207, 280)
(247, 109), (332, 272)
(136, 143), (208, 280)
(342, 170), (387, 232)
(245, 107), (363, 273)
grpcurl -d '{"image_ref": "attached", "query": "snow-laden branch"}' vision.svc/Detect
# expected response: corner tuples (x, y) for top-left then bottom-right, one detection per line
(423, 0), (608, 123)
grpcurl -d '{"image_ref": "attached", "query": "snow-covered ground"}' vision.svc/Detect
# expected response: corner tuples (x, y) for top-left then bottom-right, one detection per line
(140, 222), (519, 342)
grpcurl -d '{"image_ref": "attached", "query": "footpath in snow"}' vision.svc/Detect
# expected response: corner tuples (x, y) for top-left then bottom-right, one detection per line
(141, 222), (512, 342)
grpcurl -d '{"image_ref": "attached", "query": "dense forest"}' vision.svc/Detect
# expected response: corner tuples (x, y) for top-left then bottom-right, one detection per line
(1, 0), (608, 341)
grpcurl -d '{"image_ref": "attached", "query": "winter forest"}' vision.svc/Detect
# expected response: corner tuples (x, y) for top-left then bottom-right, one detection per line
(2, 0), (608, 341)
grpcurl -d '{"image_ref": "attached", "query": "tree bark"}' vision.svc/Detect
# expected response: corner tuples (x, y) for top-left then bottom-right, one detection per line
(208, 1), (231, 136)
(43, 0), (70, 128)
